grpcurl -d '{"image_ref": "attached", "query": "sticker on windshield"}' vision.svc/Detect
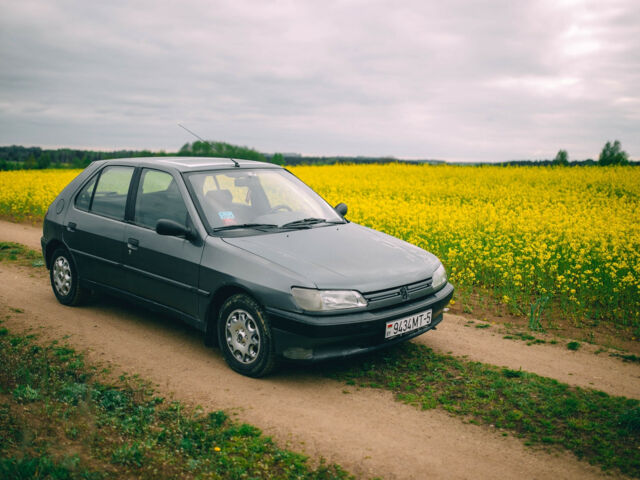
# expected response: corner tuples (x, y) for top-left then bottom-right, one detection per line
(218, 211), (234, 220)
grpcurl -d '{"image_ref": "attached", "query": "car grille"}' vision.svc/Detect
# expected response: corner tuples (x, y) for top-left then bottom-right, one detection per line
(363, 278), (433, 310)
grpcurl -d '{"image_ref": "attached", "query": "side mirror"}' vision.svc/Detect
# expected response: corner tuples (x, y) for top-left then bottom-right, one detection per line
(156, 219), (196, 241)
(334, 202), (348, 217)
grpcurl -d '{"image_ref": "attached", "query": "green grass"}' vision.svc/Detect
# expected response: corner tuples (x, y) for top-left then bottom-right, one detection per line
(502, 331), (548, 346)
(326, 343), (640, 477)
(567, 341), (582, 351)
(610, 352), (640, 364)
(0, 328), (352, 480)
(0, 241), (44, 267)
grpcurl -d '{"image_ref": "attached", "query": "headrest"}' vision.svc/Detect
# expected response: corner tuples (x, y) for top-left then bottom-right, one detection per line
(206, 189), (232, 204)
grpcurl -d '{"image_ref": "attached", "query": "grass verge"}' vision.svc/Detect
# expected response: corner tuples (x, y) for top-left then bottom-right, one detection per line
(0, 241), (44, 267)
(326, 343), (640, 477)
(0, 327), (352, 479)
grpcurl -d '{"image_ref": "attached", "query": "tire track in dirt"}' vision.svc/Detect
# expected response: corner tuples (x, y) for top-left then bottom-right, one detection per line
(0, 263), (622, 479)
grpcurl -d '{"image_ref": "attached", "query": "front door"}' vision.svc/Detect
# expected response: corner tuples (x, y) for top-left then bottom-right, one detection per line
(123, 168), (203, 320)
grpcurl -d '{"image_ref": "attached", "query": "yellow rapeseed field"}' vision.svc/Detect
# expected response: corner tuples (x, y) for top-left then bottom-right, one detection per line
(291, 164), (640, 329)
(1, 165), (638, 329)
(0, 169), (82, 222)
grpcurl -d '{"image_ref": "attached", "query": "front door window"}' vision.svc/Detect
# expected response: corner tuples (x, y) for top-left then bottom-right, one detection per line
(134, 169), (189, 229)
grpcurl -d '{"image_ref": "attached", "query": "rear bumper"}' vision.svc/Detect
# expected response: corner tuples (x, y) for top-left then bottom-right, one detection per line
(266, 282), (453, 362)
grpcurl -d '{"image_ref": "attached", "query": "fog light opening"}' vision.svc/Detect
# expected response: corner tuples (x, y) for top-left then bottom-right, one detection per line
(283, 347), (313, 360)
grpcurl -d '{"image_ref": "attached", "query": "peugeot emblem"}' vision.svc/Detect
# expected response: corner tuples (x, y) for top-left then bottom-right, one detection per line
(400, 286), (409, 300)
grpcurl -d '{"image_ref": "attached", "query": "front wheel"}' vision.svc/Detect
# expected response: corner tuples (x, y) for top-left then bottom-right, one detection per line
(50, 248), (89, 306)
(218, 294), (277, 377)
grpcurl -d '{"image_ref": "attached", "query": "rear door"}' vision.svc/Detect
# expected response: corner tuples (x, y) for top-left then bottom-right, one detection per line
(63, 165), (135, 291)
(123, 168), (203, 319)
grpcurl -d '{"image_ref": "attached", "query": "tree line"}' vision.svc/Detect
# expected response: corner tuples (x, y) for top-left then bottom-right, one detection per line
(0, 139), (634, 171)
(0, 146), (163, 171)
(550, 140), (630, 166)
(0, 142), (273, 171)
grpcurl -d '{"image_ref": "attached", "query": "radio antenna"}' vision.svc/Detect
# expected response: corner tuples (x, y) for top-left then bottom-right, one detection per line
(178, 123), (239, 168)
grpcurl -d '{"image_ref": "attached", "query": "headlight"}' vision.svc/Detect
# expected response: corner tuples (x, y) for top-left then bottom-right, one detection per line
(432, 264), (447, 291)
(291, 287), (367, 311)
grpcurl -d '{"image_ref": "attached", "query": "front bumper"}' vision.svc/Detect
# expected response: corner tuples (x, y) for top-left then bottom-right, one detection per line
(266, 282), (454, 362)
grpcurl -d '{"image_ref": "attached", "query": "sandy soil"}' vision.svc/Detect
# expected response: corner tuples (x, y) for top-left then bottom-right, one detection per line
(0, 219), (43, 250)
(1, 219), (636, 479)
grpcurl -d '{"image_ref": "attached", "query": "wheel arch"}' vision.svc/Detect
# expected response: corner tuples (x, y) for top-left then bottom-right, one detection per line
(204, 284), (258, 347)
(44, 239), (68, 269)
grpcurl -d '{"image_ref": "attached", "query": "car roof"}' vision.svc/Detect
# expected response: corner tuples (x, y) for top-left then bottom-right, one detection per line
(95, 156), (283, 172)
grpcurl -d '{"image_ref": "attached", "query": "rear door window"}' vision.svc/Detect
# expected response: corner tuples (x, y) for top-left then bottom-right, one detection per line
(75, 176), (97, 211)
(89, 166), (134, 220)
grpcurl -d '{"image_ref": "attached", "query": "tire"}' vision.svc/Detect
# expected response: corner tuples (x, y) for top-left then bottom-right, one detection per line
(50, 248), (89, 306)
(217, 294), (277, 377)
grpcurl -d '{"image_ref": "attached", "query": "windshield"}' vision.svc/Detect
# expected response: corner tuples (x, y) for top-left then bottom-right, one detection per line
(185, 168), (345, 232)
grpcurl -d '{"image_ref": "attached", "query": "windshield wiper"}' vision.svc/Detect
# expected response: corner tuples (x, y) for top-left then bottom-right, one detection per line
(212, 223), (278, 232)
(281, 218), (343, 229)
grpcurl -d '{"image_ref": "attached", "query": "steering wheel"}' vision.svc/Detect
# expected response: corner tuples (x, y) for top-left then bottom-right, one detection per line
(268, 204), (292, 213)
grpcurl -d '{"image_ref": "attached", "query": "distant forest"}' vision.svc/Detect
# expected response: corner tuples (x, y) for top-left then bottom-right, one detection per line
(0, 146), (162, 170)
(0, 142), (634, 170)
(0, 143), (444, 170)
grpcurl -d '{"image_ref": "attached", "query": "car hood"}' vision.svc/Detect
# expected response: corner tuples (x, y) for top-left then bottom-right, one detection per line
(222, 222), (440, 292)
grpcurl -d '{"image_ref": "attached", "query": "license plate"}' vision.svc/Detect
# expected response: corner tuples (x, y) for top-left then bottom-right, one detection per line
(385, 309), (432, 339)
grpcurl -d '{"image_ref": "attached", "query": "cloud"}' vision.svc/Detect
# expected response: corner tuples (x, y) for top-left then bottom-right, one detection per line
(0, 0), (638, 160)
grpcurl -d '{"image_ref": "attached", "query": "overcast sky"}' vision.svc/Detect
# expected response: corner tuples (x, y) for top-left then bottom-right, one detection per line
(1, 0), (638, 161)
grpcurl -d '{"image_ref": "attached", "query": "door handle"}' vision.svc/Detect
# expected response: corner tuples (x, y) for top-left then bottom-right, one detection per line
(127, 237), (139, 250)
(67, 222), (77, 232)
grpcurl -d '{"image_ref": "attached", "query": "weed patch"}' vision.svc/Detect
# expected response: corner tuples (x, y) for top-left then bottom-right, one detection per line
(0, 328), (352, 479)
(327, 343), (640, 477)
(0, 241), (44, 267)
(567, 341), (582, 351)
(610, 352), (640, 364)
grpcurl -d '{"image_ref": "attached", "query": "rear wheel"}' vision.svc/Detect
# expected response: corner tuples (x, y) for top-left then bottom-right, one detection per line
(218, 294), (276, 377)
(50, 248), (89, 306)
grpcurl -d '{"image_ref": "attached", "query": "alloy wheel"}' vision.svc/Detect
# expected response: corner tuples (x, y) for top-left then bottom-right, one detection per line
(224, 309), (261, 364)
(53, 255), (72, 296)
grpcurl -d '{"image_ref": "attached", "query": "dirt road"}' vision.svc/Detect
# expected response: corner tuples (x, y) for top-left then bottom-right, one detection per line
(0, 219), (42, 250)
(1, 219), (636, 479)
